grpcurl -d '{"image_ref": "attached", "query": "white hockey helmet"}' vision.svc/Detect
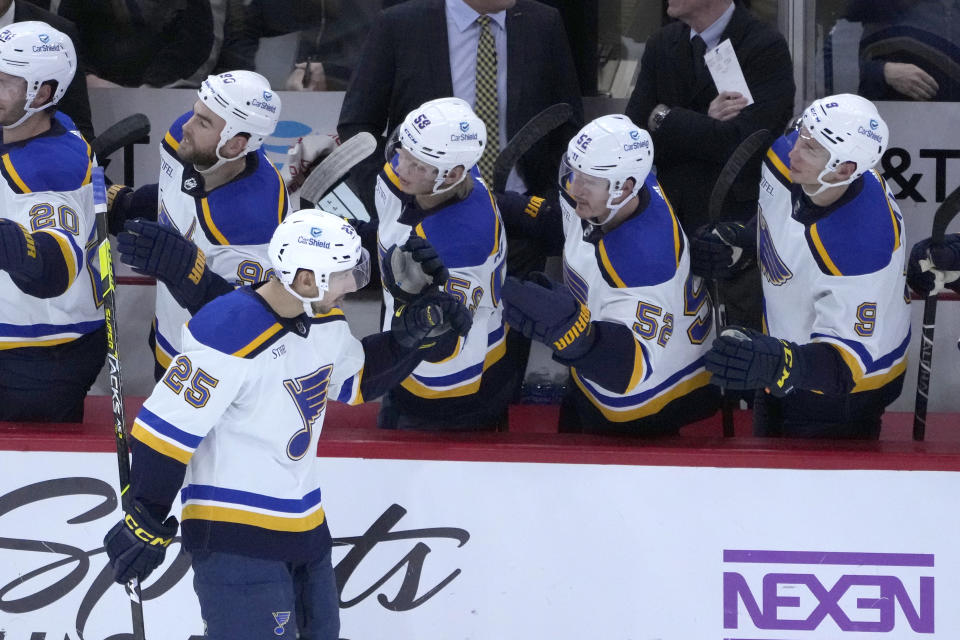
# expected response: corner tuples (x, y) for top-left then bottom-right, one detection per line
(268, 209), (370, 315)
(560, 114), (654, 226)
(0, 21), (76, 129)
(800, 93), (888, 195)
(396, 97), (486, 193)
(198, 70), (280, 161)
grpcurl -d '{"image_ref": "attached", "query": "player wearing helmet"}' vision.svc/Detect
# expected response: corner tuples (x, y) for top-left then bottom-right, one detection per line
(103, 209), (471, 640)
(0, 21), (105, 421)
(108, 70), (291, 379)
(693, 94), (910, 438)
(374, 96), (515, 430)
(500, 114), (718, 434)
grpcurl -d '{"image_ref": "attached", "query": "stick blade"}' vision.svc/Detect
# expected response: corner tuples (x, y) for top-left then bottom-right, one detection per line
(92, 113), (151, 163)
(492, 103), (574, 193)
(707, 128), (770, 222)
(299, 132), (377, 204)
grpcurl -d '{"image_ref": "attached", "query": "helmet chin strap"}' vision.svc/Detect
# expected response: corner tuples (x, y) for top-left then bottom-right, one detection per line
(281, 280), (325, 317)
(196, 131), (249, 175)
(5, 99), (51, 130)
(586, 181), (640, 227)
(803, 165), (857, 197)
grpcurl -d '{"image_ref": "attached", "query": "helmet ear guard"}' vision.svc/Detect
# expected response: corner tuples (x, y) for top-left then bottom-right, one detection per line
(396, 97), (487, 194)
(799, 93), (888, 196)
(559, 114), (653, 226)
(0, 21), (76, 129)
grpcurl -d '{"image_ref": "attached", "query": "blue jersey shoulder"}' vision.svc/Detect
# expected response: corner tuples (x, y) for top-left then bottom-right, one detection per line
(0, 119), (91, 193)
(187, 288), (285, 358)
(806, 172), (900, 276)
(200, 151), (287, 245)
(597, 176), (681, 288)
(419, 177), (501, 269)
(763, 131), (795, 186)
(163, 111), (191, 152)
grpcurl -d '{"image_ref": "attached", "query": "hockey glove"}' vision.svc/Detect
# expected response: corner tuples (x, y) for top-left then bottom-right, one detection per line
(381, 236), (449, 303)
(690, 221), (756, 279)
(103, 499), (179, 585)
(392, 291), (472, 349)
(0, 220), (42, 279)
(118, 219), (221, 311)
(907, 234), (960, 296)
(705, 327), (797, 397)
(502, 272), (595, 361)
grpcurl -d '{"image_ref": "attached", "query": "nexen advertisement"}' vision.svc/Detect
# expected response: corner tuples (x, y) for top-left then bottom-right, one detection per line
(2, 451), (959, 639)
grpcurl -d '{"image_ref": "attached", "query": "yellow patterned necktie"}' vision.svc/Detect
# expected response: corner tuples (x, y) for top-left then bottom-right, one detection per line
(475, 15), (499, 186)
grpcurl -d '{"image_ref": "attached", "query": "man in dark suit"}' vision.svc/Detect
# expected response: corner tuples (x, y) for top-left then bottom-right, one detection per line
(4, 0), (94, 140)
(625, 0), (794, 330)
(338, 0), (583, 206)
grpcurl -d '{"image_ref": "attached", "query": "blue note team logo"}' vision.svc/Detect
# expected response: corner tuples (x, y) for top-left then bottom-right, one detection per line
(272, 611), (291, 635)
(757, 210), (793, 286)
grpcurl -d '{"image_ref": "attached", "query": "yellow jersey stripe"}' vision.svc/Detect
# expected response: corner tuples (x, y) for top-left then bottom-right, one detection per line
(2, 153), (30, 193)
(400, 337), (507, 399)
(154, 341), (173, 370)
(766, 148), (791, 181)
(809, 223), (843, 276)
(271, 162), (286, 224)
(414, 222), (426, 239)
(181, 504), (326, 532)
(36, 229), (78, 284)
(598, 239), (628, 288)
(487, 188), (501, 256)
(0, 336), (77, 349)
(132, 421), (193, 464)
(232, 322), (283, 357)
(821, 341), (908, 392)
(164, 131), (180, 151)
(876, 173), (901, 251)
(626, 341), (646, 391)
(573, 369), (712, 422)
(201, 197), (229, 245)
(384, 162), (403, 190)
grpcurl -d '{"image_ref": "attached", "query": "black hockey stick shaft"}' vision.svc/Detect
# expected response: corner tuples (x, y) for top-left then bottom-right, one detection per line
(92, 113), (150, 163)
(913, 183), (960, 440)
(492, 103), (574, 193)
(93, 167), (147, 639)
(707, 129), (770, 437)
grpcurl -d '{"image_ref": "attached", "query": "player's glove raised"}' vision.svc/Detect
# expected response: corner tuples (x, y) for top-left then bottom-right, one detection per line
(907, 234), (960, 297)
(705, 327), (797, 397)
(118, 219), (218, 311)
(690, 221), (756, 279)
(103, 498), (179, 584)
(381, 236), (449, 303)
(392, 291), (472, 349)
(502, 272), (595, 361)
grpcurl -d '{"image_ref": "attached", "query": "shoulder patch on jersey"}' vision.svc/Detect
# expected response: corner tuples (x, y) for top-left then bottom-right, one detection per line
(162, 111), (191, 155)
(416, 180), (501, 269)
(763, 132), (795, 188)
(0, 121), (92, 194)
(187, 287), (286, 358)
(803, 172), (899, 277)
(195, 151), (287, 246)
(595, 178), (681, 289)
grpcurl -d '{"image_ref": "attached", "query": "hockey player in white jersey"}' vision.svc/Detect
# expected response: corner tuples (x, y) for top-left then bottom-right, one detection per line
(103, 210), (471, 640)
(375, 97), (515, 430)
(695, 94), (910, 438)
(0, 22), (106, 422)
(501, 115), (719, 434)
(108, 70), (289, 379)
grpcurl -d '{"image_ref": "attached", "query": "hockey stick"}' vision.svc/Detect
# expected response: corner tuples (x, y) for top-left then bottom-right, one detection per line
(492, 102), (574, 193)
(706, 128), (771, 437)
(93, 167), (146, 640)
(92, 114), (151, 185)
(913, 183), (960, 441)
(299, 132), (377, 205)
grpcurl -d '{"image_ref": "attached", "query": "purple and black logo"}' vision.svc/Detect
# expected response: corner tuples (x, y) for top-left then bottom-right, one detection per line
(723, 549), (934, 638)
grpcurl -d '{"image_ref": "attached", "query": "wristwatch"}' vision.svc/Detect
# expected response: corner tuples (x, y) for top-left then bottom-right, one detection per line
(649, 104), (671, 132)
